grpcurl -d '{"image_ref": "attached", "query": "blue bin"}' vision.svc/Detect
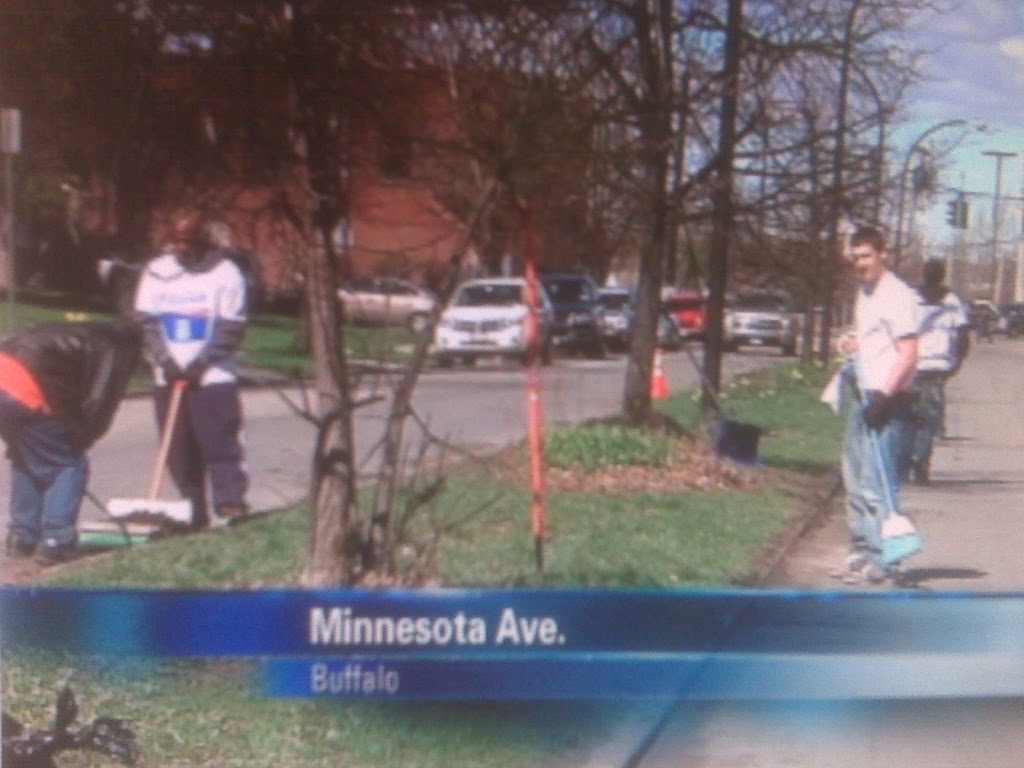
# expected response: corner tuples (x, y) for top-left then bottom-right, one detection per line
(713, 420), (763, 465)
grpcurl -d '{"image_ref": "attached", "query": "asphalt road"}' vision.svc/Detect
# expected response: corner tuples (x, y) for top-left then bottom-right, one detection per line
(0, 345), (779, 535)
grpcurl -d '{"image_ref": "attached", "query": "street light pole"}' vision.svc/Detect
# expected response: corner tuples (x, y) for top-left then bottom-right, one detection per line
(893, 119), (972, 268)
(1, 108), (21, 334)
(984, 149), (1017, 302)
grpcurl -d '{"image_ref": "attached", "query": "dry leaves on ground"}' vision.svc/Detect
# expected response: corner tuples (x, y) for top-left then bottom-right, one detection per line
(543, 437), (762, 494)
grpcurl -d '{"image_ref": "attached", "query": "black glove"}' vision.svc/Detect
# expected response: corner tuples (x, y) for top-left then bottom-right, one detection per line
(182, 359), (207, 386)
(861, 390), (892, 430)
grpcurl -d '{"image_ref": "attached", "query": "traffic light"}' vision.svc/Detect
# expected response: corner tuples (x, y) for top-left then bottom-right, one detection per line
(946, 195), (968, 229)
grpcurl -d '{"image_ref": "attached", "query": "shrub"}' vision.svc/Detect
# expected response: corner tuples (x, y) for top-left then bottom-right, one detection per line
(545, 424), (674, 471)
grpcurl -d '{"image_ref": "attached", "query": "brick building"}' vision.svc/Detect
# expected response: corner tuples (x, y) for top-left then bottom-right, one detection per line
(73, 56), (482, 299)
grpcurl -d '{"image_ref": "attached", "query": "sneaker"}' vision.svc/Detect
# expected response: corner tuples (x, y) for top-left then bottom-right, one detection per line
(841, 561), (895, 586)
(215, 504), (248, 526)
(867, 561), (899, 584)
(34, 541), (77, 566)
(5, 534), (36, 559)
(828, 553), (869, 580)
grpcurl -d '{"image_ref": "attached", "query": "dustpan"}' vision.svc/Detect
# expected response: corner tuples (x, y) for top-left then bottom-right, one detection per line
(79, 490), (185, 548)
(79, 520), (159, 548)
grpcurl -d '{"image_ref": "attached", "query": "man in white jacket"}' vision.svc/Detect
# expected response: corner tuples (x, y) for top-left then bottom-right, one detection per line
(134, 208), (249, 528)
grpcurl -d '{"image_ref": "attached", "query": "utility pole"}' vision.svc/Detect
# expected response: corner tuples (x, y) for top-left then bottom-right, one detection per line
(1016, 169), (1024, 302)
(984, 150), (1016, 303)
(1, 108), (20, 333)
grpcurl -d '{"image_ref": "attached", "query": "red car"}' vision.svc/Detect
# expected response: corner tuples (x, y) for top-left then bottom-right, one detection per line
(663, 290), (707, 340)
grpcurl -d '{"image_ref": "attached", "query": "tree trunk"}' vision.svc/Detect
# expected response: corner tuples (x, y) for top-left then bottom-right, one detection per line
(818, 0), (860, 364)
(701, 0), (744, 414)
(622, 0), (672, 425)
(302, 236), (361, 586)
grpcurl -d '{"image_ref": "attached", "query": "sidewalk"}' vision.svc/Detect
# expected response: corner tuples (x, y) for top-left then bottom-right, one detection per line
(766, 337), (1024, 590)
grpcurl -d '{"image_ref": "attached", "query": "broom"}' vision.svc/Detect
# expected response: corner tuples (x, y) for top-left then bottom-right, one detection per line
(104, 378), (193, 526)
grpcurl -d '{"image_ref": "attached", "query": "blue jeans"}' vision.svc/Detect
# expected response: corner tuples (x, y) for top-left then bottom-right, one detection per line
(841, 389), (914, 567)
(0, 390), (87, 547)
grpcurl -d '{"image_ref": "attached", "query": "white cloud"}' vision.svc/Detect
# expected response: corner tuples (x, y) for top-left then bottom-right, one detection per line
(999, 36), (1024, 61)
(927, 0), (1012, 38)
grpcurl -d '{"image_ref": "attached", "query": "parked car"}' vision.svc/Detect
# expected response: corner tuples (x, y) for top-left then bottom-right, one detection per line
(662, 289), (707, 340)
(432, 277), (554, 366)
(540, 273), (606, 358)
(597, 287), (633, 351)
(596, 287), (684, 352)
(970, 300), (1006, 341)
(724, 290), (799, 356)
(997, 302), (1024, 338)
(338, 277), (436, 332)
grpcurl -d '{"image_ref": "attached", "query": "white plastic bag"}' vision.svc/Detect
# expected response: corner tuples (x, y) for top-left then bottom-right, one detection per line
(820, 370), (843, 413)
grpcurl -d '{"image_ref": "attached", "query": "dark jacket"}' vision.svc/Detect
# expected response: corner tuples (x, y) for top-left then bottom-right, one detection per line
(0, 321), (142, 449)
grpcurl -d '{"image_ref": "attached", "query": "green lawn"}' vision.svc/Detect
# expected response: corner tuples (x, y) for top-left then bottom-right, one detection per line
(4, 653), (604, 768)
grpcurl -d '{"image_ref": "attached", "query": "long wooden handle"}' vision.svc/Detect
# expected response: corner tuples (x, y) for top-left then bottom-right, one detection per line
(147, 379), (186, 499)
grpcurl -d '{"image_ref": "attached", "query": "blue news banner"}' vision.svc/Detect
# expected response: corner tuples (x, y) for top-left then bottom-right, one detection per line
(2, 587), (1024, 700)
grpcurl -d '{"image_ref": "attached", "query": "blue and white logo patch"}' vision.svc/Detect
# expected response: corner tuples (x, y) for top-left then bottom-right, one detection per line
(161, 314), (210, 342)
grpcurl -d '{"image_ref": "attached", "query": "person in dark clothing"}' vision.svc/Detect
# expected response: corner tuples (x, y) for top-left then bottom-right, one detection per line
(0, 320), (142, 564)
(908, 259), (971, 483)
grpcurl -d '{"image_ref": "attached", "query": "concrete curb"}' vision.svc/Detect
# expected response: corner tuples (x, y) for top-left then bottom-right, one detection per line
(753, 470), (843, 587)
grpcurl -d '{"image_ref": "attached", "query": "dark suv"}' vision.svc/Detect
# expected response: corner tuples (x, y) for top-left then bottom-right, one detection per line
(539, 273), (606, 358)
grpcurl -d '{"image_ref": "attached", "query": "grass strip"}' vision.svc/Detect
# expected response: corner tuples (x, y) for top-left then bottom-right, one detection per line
(3, 651), (601, 768)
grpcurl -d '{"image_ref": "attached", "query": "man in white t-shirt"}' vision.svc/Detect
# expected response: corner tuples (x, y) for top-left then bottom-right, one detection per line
(908, 260), (970, 483)
(831, 226), (920, 585)
(134, 208), (250, 528)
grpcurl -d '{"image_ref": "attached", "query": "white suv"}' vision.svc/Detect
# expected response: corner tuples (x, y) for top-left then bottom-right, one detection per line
(724, 290), (800, 356)
(433, 277), (554, 366)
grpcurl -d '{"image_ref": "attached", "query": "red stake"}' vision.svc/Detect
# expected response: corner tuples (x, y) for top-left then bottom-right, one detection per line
(523, 203), (546, 571)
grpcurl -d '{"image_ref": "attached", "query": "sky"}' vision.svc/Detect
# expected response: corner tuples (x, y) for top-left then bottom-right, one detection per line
(897, 0), (1024, 248)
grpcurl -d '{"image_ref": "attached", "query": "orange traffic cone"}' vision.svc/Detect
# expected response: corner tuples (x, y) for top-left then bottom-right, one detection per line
(650, 348), (669, 400)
